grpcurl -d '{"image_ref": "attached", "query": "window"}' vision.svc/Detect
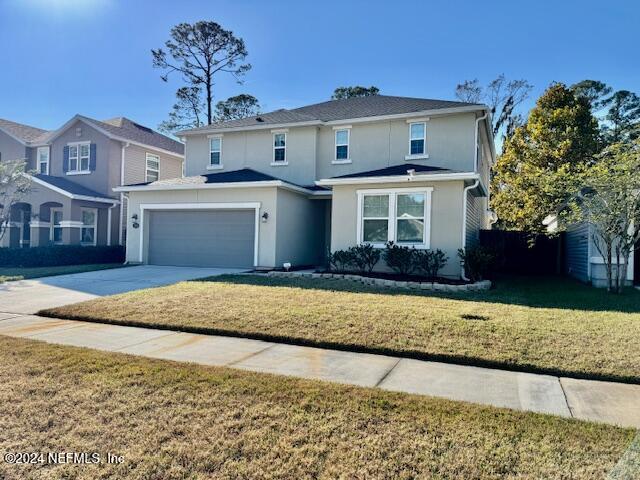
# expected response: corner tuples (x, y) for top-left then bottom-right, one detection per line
(273, 133), (286, 163)
(362, 195), (389, 243)
(209, 137), (222, 166)
(358, 188), (432, 247)
(37, 146), (50, 175)
(334, 129), (350, 162)
(409, 122), (426, 156)
(81, 208), (97, 246)
(145, 153), (160, 182)
(68, 142), (90, 173)
(50, 208), (63, 244)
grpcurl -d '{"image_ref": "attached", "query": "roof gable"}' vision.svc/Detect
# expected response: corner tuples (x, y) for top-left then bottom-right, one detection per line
(0, 118), (49, 144)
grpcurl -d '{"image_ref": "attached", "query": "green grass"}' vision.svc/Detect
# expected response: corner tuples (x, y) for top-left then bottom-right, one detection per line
(0, 263), (123, 283)
(42, 274), (640, 383)
(0, 335), (634, 479)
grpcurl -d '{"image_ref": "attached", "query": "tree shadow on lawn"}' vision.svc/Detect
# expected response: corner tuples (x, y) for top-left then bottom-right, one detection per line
(191, 273), (640, 314)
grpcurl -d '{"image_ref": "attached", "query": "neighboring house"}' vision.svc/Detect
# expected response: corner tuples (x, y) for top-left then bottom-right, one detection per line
(116, 95), (495, 278)
(0, 116), (183, 249)
(544, 216), (637, 287)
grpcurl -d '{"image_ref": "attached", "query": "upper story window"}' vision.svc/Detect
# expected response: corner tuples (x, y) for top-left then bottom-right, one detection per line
(145, 153), (160, 182)
(37, 146), (50, 175)
(209, 137), (222, 168)
(67, 142), (91, 174)
(334, 128), (351, 163)
(409, 122), (426, 157)
(272, 133), (287, 164)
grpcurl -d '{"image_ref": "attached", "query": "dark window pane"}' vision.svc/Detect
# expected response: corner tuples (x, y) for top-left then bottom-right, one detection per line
(363, 219), (388, 243)
(274, 147), (286, 162)
(210, 151), (220, 165)
(410, 139), (424, 155)
(336, 145), (348, 160)
(397, 219), (424, 243)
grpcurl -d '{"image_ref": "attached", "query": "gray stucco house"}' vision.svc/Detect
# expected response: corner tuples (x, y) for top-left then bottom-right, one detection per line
(0, 116), (184, 248)
(117, 95), (495, 278)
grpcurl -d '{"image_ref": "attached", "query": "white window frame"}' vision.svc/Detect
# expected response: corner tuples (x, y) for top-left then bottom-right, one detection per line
(208, 136), (223, 170)
(356, 187), (433, 249)
(80, 207), (98, 246)
(50, 208), (63, 244)
(405, 121), (429, 160)
(271, 132), (287, 166)
(333, 126), (351, 164)
(145, 153), (160, 182)
(67, 141), (91, 175)
(37, 146), (50, 175)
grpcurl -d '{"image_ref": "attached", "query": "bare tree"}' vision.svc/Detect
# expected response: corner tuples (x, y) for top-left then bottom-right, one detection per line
(152, 21), (251, 125)
(455, 75), (533, 141)
(0, 160), (31, 243)
(158, 86), (205, 135)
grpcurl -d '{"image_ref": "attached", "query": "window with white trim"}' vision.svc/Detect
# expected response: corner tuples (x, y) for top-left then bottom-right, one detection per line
(358, 189), (432, 247)
(273, 133), (286, 163)
(50, 208), (63, 244)
(68, 142), (90, 173)
(145, 153), (160, 182)
(37, 146), (50, 175)
(80, 208), (97, 246)
(335, 129), (350, 161)
(409, 122), (426, 156)
(209, 137), (222, 166)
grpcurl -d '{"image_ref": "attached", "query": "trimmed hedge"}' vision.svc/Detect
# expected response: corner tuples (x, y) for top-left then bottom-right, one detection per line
(0, 245), (125, 268)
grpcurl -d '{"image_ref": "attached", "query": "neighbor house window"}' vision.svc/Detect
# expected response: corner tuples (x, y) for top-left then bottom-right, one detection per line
(358, 188), (432, 248)
(209, 137), (222, 166)
(145, 153), (160, 182)
(81, 208), (97, 246)
(37, 146), (50, 175)
(273, 133), (286, 163)
(68, 142), (91, 173)
(334, 128), (350, 161)
(409, 122), (426, 156)
(50, 208), (63, 244)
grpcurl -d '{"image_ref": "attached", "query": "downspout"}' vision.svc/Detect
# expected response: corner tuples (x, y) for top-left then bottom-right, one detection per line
(118, 142), (130, 245)
(474, 110), (489, 173)
(461, 180), (480, 281)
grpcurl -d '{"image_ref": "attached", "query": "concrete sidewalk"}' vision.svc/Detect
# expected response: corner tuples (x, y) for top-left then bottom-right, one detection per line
(1, 313), (639, 428)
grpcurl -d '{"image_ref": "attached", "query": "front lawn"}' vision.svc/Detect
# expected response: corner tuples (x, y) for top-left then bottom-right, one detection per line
(0, 264), (123, 283)
(42, 274), (640, 383)
(0, 335), (633, 479)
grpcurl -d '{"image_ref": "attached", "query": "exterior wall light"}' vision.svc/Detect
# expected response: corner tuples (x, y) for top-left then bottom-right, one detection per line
(261, 212), (269, 223)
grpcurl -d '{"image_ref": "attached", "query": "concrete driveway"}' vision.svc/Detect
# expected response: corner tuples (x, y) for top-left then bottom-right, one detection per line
(0, 265), (245, 314)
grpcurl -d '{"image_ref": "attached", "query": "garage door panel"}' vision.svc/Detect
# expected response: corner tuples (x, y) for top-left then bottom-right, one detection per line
(148, 210), (254, 268)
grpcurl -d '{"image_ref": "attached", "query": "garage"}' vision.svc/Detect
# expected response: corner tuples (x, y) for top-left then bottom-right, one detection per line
(147, 209), (256, 268)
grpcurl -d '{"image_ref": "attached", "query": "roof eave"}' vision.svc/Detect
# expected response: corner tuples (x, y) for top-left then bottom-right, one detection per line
(315, 172), (481, 186)
(113, 179), (316, 196)
(28, 174), (119, 204)
(178, 120), (322, 136)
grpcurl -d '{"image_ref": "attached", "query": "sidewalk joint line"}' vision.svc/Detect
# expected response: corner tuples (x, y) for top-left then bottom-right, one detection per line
(226, 343), (277, 366)
(557, 377), (574, 418)
(112, 331), (180, 353)
(375, 357), (402, 387)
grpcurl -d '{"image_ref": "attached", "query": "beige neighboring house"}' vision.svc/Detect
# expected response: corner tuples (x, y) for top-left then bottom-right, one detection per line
(0, 116), (183, 248)
(116, 95), (495, 278)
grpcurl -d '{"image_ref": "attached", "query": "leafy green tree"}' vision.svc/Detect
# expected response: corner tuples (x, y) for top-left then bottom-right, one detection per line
(0, 160), (31, 243)
(214, 94), (261, 121)
(561, 141), (640, 293)
(153, 21), (251, 126)
(332, 86), (380, 99)
(455, 75), (533, 141)
(491, 83), (599, 233)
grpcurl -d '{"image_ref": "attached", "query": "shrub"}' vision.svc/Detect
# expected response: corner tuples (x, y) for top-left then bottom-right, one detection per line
(327, 249), (355, 272)
(458, 246), (495, 282)
(0, 245), (125, 268)
(414, 249), (449, 280)
(383, 241), (416, 276)
(348, 244), (381, 273)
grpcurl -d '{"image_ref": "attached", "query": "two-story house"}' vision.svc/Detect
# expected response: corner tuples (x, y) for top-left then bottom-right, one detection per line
(0, 115), (184, 249)
(116, 95), (495, 278)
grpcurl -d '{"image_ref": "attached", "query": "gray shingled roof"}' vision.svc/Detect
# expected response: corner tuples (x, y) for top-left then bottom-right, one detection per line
(180, 95), (484, 134)
(0, 118), (49, 143)
(35, 174), (115, 199)
(87, 116), (184, 155)
(331, 163), (458, 179)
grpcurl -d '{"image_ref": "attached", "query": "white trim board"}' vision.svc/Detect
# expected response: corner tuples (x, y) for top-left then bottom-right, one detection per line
(138, 202), (261, 267)
(113, 179), (314, 197)
(28, 175), (120, 204)
(316, 172), (481, 186)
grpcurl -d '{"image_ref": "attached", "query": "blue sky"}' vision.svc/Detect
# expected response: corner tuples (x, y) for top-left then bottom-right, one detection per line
(0, 0), (638, 131)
